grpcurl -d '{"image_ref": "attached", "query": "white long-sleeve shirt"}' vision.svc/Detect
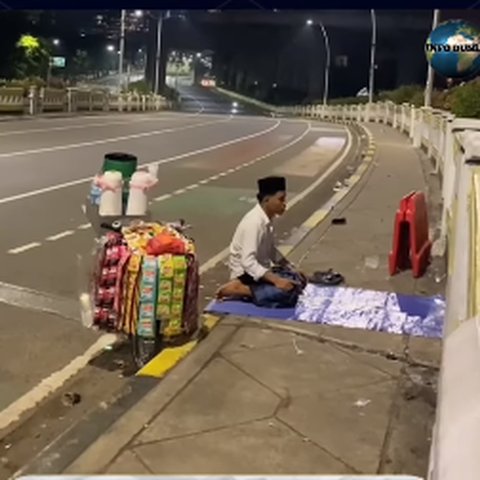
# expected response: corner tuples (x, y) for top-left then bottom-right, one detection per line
(229, 203), (280, 281)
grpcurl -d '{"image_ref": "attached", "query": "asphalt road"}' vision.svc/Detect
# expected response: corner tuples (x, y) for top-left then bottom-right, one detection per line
(0, 86), (362, 476)
(177, 84), (268, 115)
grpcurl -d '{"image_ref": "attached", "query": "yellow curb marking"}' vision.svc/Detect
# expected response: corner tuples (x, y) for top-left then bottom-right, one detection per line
(302, 209), (329, 229)
(277, 244), (293, 257)
(136, 315), (221, 378)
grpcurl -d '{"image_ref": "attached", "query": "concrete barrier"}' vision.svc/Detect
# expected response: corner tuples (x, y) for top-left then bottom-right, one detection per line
(0, 87), (169, 116)
(40, 88), (66, 112)
(0, 87), (26, 113)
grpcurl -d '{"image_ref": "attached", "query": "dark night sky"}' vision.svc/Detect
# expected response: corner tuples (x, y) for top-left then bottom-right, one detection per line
(1, 9), (478, 98)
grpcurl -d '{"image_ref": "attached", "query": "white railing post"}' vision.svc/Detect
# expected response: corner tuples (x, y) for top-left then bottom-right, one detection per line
(28, 86), (37, 115)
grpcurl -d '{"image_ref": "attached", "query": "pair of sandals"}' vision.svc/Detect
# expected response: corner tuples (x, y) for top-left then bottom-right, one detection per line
(308, 269), (344, 286)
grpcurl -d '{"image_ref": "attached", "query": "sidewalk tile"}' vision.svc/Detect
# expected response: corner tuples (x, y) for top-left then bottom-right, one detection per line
(278, 380), (397, 473)
(136, 356), (279, 444)
(224, 336), (391, 397)
(134, 419), (354, 474)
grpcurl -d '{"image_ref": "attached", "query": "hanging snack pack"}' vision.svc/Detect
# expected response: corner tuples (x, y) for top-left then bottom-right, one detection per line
(90, 222), (199, 340)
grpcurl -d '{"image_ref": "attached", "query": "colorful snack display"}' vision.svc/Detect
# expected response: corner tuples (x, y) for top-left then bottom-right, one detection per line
(89, 222), (199, 341)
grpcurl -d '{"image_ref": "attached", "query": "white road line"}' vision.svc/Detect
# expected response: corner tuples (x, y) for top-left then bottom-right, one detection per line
(0, 116), (186, 137)
(0, 120), (281, 206)
(6, 119), (309, 253)
(7, 242), (42, 254)
(0, 117), (229, 159)
(154, 194), (172, 202)
(46, 230), (75, 241)
(77, 223), (92, 230)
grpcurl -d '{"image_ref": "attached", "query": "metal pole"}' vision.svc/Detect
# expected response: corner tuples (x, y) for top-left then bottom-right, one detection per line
(47, 57), (52, 87)
(119, 9), (126, 92)
(424, 9), (441, 107)
(318, 21), (331, 107)
(368, 9), (377, 105)
(154, 11), (165, 95)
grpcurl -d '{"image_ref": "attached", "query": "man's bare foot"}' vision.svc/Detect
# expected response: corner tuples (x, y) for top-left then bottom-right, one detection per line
(215, 280), (252, 301)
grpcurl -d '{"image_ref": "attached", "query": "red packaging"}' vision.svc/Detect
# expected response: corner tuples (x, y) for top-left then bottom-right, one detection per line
(105, 247), (121, 266)
(107, 266), (118, 286)
(100, 267), (110, 286)
(94, 307), (109, 325)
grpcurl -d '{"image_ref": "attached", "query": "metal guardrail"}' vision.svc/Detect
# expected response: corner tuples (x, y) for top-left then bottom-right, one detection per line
(0, 86), (170, 115)
(216, 86), (480, 480)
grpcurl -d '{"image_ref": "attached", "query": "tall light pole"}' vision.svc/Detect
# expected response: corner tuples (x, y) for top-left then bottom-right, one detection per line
(368, 9), (377, 105)
(306, 19), (331, 107)
(47, 38), (61, 87)
(118, 9), (126, 92)
(154, 11), (163, 95)
(154, 10), (171, 95)
(424, 9), (441, 107)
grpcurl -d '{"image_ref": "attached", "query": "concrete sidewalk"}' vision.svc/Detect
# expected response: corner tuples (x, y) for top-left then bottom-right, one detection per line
(65, 123), (443, 477)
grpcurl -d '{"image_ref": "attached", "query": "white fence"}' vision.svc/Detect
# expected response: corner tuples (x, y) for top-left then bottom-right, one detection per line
(0, 86), (170, 115)
(216, 87), (480, 480)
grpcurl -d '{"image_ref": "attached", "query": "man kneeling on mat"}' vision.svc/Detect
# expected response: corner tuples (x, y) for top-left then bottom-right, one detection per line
(216, 176), (306, 306)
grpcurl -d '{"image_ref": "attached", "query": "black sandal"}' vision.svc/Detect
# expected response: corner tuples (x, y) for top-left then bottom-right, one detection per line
(309, 269), (345, 286)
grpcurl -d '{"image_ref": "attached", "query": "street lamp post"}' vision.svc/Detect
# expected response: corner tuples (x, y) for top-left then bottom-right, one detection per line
(119, 9), (126, 92)
(154, 12), (164, 95)
(154, 10), (171, 95)
(424, 9), (440, 107)
(306, 19), (331, 107)
(47, 38), (61, 88)
(368, 9), (377, 105)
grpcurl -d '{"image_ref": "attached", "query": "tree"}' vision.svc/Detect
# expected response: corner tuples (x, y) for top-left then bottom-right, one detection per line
(13, 34), (50, 79)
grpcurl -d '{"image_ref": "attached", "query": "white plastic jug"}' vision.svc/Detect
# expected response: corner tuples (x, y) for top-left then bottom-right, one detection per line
(97, 170), (123, 216)
(126, 170), (158, 216)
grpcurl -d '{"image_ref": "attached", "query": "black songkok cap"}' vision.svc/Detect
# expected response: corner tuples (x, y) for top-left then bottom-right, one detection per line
(257, 176), (286, 196)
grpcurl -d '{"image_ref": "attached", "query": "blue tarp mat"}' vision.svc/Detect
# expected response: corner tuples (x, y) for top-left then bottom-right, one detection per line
(205, 284), (445, 339)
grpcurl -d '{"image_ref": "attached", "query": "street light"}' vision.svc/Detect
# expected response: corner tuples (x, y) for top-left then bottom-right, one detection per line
(47, 38), (61, 87)
(119, 9), (126, 92)
(424, 10), (440, 107)
(306, 18), (331, 107)
(368, 9), (377, 106)
(106, 44), (115, 52)
(154, 10), (174, 95)
(134, 10), (143, 17)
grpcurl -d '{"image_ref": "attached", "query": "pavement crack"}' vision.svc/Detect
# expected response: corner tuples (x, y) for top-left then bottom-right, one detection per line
(223, 341), (302, 356)
(131, 416), (275, 449)
(274, 416), (360, 474)
(219, 353), (285, 401)
(376, 365), (407, 474)
(129, 448), (155, 474)
(239, 320), (439, 371)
